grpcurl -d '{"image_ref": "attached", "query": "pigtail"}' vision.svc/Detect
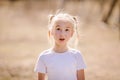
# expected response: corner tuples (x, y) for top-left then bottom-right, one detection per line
(73, 16), (79, 37)
(48, 14), (54, 23)
(48, 14), (54, 46)
(73, 16), (80, 49)
(73, 16), (78, 30)
(48, 14), (54, 37)
(48, 14), (55, 30)
(73, 16), (77, 22)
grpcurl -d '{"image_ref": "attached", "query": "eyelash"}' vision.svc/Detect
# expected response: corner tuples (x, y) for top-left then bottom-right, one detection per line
(56, 28), (69, 32)
(57, 28), (60, 30)
(65, 29), (69, 31)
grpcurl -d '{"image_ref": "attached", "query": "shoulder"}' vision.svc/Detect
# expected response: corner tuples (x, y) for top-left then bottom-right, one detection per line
(69, 48), (86, 66)
(69, 48), (82, 55)
(38, 49), (52, 59)
(68, 48), (83, 58)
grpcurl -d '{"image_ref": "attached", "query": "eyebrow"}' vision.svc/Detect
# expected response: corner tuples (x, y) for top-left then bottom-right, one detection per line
(55, 25), (71, 28)
(56, 25), (60, 27)
(55, 23), (72, 29)
(66, 27), (71, 28)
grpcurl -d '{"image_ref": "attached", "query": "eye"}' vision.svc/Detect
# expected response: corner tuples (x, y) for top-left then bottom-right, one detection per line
(65, 29), (69, 31)
(56, 28), (60, 30)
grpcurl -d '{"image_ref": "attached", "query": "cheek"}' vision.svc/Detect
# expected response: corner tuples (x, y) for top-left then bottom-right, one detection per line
(55, 31), (61, 35)
(67, 32), (73, 38)
(70, 30), (74, 36)
(71, 31), (74, 37)
(52, 31), (60, 38)
(50, 29), (56, 36)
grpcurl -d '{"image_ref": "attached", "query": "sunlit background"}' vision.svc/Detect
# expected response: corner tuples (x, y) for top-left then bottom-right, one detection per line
(0, 0), (120, 80)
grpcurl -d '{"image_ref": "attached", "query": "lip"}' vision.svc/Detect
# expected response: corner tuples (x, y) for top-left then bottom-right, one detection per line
(59, 38), (65, 41)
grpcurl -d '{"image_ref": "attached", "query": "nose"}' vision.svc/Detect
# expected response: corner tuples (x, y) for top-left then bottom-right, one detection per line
(59, 30), (65, 36)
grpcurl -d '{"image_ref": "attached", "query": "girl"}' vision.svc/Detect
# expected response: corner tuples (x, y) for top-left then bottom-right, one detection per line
(34, 12), (86, 80)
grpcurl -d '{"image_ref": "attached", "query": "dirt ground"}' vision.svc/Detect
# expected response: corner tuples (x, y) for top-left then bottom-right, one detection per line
(0, 1), (120, 80)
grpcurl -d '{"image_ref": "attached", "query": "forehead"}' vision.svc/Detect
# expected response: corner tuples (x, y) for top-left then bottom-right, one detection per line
(53, 17), (74, 28)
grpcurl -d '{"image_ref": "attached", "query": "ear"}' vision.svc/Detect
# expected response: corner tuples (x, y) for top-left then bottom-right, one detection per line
(48, 30), (51, 37)
(48, 30), (54, 37)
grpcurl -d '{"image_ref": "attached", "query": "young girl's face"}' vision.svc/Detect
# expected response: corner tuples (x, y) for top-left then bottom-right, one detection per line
(50, 18), (74, 46)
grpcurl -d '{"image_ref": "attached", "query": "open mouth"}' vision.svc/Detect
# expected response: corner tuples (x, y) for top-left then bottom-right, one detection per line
(59, 38), (65, 41)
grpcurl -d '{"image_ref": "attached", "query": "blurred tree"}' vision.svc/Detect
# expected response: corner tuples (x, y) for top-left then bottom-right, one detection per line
(101, 0), (120, 40)
(9, 0), (16, 2)
(102, 0), (118, 23)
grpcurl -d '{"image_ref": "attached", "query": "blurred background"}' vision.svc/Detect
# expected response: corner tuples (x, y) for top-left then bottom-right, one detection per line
(0, 0), (119, 80)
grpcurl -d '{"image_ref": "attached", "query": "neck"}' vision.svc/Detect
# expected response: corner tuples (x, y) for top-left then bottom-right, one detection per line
(53, 44), (69, 53)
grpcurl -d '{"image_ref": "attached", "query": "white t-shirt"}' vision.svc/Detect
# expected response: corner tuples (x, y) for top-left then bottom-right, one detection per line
(34, 48), (86, 80)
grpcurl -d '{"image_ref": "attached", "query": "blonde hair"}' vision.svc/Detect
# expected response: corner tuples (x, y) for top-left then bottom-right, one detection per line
(48, 11), (80, 48)
(48, 12), (78, 30)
